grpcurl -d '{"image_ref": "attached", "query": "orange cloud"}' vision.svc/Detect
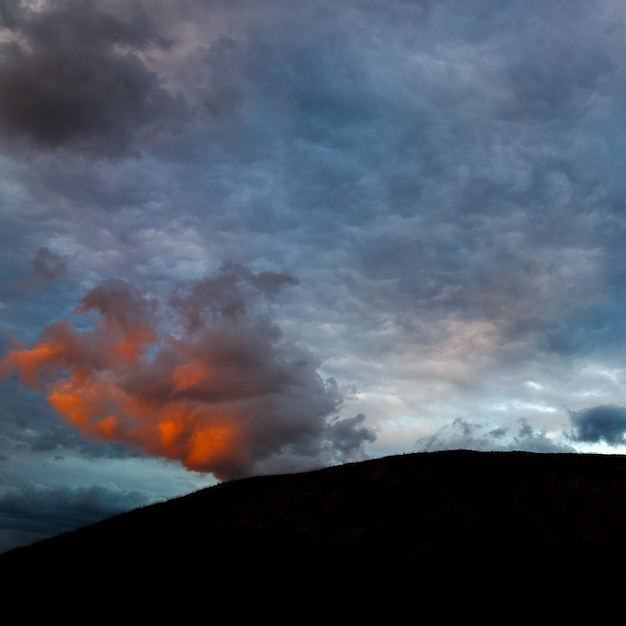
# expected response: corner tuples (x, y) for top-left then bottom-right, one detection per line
(2, 265), (375, 479)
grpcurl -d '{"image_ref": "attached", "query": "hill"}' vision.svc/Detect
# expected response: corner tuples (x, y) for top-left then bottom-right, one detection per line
(2, 449), (626, 621)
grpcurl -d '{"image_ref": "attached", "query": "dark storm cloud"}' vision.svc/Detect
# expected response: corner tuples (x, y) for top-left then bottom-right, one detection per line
(415, 418), (575, 453)
(0, 0), (180, 155)
(327, 413), (377, 460)
(0, 482), (156, 552)
(568, 405), (626, 446)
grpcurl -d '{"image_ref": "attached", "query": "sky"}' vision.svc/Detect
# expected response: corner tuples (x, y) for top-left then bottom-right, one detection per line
(2, 0), (626, 553)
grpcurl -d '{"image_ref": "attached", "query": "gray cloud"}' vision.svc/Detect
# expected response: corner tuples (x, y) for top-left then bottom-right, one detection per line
(0, 0), (181, 155)
(327, 412), (377, 461)
(169, 260), (299, 330)
(31, 247), (66, 282)
(568, 405), (626, 446)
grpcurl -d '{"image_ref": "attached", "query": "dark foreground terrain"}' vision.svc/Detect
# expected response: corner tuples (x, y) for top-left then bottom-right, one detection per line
(2, 450), (626, 621)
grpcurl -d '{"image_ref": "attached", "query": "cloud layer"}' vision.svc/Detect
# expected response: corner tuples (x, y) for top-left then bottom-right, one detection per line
(4, 0), (626, 550)
(0, 481), (154, 553)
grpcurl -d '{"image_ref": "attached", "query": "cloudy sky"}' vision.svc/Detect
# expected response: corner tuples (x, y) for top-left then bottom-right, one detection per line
(2, 0), (626, 552)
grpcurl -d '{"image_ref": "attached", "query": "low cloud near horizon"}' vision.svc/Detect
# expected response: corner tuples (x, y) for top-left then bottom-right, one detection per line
(568, 405), (626, 446)
(415, 418), (576, 454)
(0, 481), (157, 553)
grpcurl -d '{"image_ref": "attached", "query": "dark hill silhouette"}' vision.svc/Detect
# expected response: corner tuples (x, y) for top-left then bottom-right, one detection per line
(3, 450), (626, 621)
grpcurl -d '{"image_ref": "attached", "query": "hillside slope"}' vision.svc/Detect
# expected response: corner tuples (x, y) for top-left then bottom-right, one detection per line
(3, 450), (626, 620)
